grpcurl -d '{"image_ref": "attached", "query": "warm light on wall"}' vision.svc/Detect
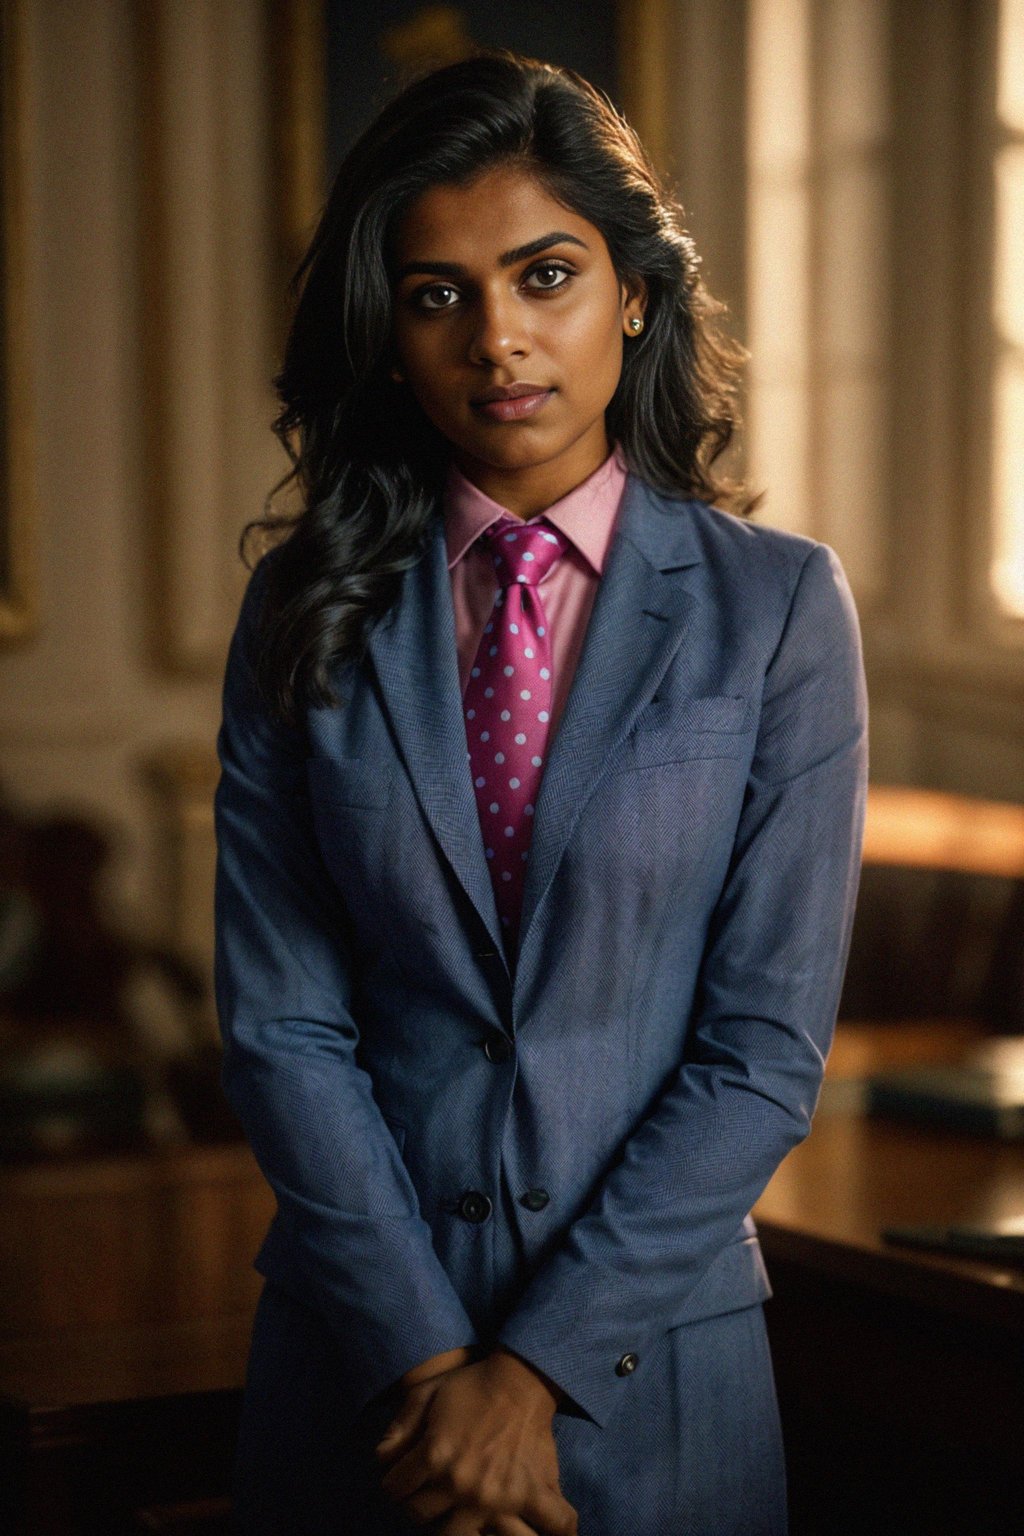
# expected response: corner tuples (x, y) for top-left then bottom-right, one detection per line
(992, 0), (1024, 617)
(744, 0), (889, 604)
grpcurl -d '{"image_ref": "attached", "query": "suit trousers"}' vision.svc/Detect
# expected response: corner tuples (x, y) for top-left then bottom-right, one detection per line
(232, 1278), (788, 1536)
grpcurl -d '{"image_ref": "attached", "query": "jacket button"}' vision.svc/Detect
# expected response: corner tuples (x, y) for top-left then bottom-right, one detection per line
(458, 1190), (493, 1224)
(519, 1188), (550, 1211)
(615, 1353), (638, 1376)
(484, 1033), (513, 1063)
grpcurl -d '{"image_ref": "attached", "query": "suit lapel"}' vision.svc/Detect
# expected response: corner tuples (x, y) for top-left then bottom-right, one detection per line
(365, 511), (507, 959)
(516, 475), (704, 968)
(365, 471), (705, 982)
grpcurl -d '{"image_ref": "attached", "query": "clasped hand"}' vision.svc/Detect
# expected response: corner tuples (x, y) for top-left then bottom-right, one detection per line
(374, 1348), (579, 1536)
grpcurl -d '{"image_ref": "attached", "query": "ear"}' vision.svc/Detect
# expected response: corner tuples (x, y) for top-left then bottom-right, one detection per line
(620, 276), (648, 332)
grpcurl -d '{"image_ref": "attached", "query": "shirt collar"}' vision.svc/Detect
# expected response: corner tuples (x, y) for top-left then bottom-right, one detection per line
(443, 442), (628, 576)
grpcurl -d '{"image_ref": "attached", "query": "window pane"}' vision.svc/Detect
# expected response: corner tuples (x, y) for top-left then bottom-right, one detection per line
(994, 145), (1024, 347)
(998, 0), (1024, 131)
(991, 356), (1024, 617)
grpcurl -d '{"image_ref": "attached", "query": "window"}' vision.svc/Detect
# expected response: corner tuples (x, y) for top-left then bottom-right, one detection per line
(991, 0), (1024, 617)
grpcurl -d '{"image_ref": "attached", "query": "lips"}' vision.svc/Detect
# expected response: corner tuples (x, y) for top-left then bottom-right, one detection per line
(470, 383), (555, 422)
(471, 383), (551, 404)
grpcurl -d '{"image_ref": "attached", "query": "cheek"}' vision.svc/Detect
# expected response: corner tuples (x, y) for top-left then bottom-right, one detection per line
(396, 335), (460, 419)
(560, 307), (624, 399)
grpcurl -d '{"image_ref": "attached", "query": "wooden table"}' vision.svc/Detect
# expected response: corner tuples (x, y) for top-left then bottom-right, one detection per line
(0, 1143), (273, 1535)
(754, 1067), (1024, 1536)
(1, 1027), (1022, 1534)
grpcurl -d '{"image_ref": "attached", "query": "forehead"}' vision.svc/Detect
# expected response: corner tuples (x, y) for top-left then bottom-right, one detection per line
(391, 164), (606, 264)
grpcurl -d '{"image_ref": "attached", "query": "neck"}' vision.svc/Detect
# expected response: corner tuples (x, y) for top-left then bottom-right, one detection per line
(453, 425), (611, 519)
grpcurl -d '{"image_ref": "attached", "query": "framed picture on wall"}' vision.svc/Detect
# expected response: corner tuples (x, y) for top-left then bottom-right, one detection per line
(269, 0), (671, 304)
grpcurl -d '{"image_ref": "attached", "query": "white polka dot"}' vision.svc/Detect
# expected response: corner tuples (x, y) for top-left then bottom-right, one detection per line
(538, 710), (549, 722)
(524, 648), (534, 659)
(489, 801), (499, 813)
(543, 531), (559, 543)
(466, 709), (476, 719)
(486, 848), (494, 858)
(509, 777), (520, 789)
(495, 752), (505, 763)
(500, 710), (511, 721)
(504, 826), (515, 837)
(484, 687), (495, 698)
(484, 623), (493, 633)
(539, 668), (550, 679)
(504, 532), (518, 542)
(517, 574), (527, 583)
(502, 870), (512, 880)
(514, 733), (527, 745)
(475, 776), (486, 787)
(520, 690), (531, 701)
(537, 626), (545, 636)
(480, 730), (490, 741)
(531, 756), (542, 767)
(522, 551), (535, 562)
(503, 665), (514, 677)
(489, 645), (498, 656)
(510, 623), (519, 634)
(471, 667), (481, 677)
(525, 804), (535, 816)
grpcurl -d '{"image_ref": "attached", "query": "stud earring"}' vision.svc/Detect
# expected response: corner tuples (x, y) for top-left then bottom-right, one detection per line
(628, 316), (644, 334)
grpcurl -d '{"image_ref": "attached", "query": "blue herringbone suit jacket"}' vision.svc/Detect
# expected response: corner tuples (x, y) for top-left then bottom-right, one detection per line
(214, 471), (868, 1536)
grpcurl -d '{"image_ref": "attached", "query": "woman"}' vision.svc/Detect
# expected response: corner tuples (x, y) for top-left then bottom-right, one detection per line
(215, 50), (867, 1536)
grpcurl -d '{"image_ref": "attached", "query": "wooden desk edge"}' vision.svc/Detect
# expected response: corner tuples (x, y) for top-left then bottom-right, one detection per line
(755, 1216), (1024, 1335)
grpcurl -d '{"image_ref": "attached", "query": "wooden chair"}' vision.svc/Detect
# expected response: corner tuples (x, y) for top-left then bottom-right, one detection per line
(831, 784), (1024, 1076)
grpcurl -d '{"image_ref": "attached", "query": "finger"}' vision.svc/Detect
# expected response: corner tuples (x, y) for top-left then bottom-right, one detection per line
(433, 1511), (543, 1536)
(379, 1439), (439, 1504)
(393, 1479), (460, 1526)
(431, 1506), (489, 1536)
(491, 1515), (547, 1536)
(522, 1483), (579, 1536)
(374, 1396), (430, 1465)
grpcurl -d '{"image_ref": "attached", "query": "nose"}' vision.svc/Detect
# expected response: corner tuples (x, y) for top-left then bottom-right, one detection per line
(467, 286), (531, 368)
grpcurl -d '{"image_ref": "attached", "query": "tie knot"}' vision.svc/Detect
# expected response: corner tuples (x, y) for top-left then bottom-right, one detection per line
(484, 516), (569, 589)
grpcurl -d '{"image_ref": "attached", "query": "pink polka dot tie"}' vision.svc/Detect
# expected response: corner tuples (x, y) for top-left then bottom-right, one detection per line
(463, 515), (569, 956)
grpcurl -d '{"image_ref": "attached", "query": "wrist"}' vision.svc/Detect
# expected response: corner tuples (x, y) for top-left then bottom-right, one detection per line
(488, 1345), (564, 1413)
(400, 1344), (476, 1388)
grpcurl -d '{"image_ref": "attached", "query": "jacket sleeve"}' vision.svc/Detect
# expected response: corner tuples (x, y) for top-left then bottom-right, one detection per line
(494, 540), (868, 1429)
(214, 555), (479, 1423)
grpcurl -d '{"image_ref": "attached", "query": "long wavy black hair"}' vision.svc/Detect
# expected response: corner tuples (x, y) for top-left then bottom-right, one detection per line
(245, 50), (757, 725)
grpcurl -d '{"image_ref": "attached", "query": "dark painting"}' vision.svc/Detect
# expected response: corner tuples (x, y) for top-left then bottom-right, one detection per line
(325, 0), (619, 173)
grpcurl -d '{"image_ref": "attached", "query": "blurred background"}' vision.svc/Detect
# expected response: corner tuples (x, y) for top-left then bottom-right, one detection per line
(0, 3), (1022, 1533)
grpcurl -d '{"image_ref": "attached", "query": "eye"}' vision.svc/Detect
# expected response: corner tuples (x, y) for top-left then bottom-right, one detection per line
(524, 262), (573, 292)
(413, 283), (461, 311)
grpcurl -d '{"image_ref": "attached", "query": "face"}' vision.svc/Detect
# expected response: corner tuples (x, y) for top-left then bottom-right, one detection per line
(389, 163), (645, 513)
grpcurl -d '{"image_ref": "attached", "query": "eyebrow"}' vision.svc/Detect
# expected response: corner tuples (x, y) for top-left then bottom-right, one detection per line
(394, 231), (589, 283)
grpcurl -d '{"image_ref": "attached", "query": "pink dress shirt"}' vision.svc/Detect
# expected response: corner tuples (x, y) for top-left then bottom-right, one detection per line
(443, 443), (628, 743)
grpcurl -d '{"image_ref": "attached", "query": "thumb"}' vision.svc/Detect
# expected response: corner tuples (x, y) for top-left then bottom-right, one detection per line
(374, 1395), (429, 1461)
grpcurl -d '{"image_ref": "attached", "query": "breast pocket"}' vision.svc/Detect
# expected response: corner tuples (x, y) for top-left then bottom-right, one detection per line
(625, 694), (750, 769)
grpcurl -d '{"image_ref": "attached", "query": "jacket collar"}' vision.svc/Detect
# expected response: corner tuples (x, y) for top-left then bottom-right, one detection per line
(365, 471), (705, 990)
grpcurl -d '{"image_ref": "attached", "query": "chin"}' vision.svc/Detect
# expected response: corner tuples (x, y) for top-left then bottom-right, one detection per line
(459, 427), (569, 469)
